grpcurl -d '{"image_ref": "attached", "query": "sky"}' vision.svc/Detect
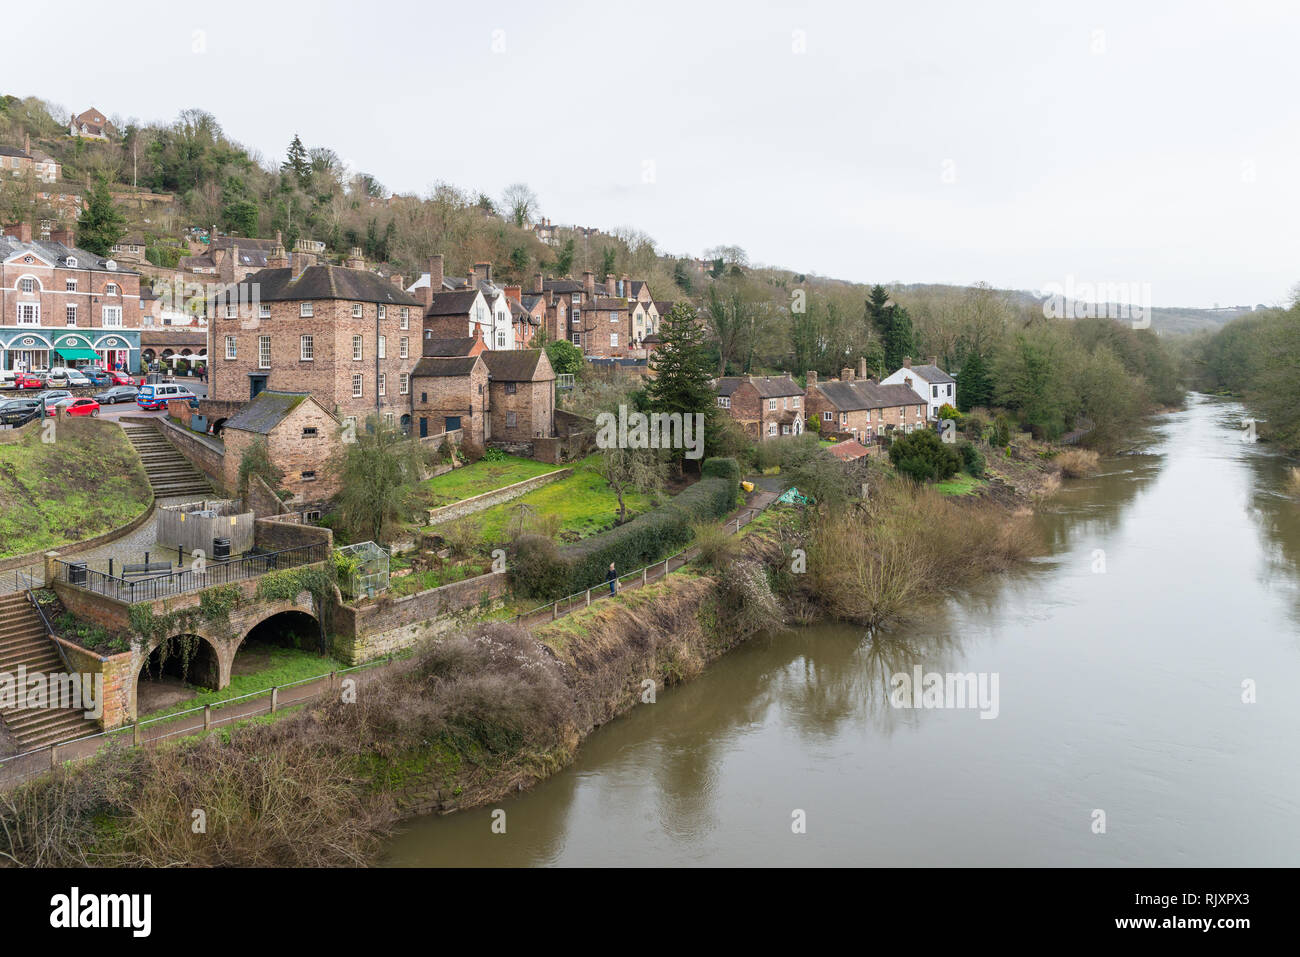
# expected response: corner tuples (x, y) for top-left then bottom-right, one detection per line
(7, 0), (1299, 307)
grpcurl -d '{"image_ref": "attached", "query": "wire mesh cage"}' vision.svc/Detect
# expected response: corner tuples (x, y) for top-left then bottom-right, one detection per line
(335, 541), (390, 600)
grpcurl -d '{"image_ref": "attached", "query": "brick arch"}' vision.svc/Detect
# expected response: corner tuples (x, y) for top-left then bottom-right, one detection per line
(230, 605), (322, 658)
(132, 630), (224, 718)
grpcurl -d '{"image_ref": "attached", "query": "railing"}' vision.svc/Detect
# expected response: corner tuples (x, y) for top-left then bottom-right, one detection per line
(0, 565), (42, 595)
(55, 541), (330, 602)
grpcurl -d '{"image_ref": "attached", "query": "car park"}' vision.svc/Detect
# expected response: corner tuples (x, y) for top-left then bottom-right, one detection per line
(80, 369), (113, 387)
(136, 383), (199, 411)
(58, 397), (100, 417)
(108, 371), (137, 387)
(94, 385), (139, 405)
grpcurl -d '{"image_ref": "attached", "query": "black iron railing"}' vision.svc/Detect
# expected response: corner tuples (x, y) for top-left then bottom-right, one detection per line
(56, 541), (329, 602)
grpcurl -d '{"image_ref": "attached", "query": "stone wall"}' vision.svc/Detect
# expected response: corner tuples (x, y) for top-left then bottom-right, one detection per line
(423, 468), (569, 526)
(151, 416), (227, 491)
(51, 636), (134, 730)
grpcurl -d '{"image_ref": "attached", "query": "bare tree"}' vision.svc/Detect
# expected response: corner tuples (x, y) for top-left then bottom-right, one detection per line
(596, 447), (665, 524)
(501, 182), (538, 227)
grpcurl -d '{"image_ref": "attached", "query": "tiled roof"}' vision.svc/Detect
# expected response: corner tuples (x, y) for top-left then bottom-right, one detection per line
(223, 391), (313, 435)
(219, 266), (422, 306)
(412, 355), (481, 378)
(482, 349), (551, 382)
(425, 290), (480, 317)
(828, 440), (870, 461)
(0, 145), (28, 159)
(815, 379), (925, 411)
(543, 279), (584, 294)
(422, 336), (479, 357)
(586, 296), (625, 310)
(901, 364), (955, 384)
(0, 237), (140, 275)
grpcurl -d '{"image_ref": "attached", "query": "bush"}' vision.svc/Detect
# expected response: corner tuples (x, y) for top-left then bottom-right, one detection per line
(145, 244), (183, 269)
(991, 415), (1013, 447)
(963, 411), (989, 442)
(1055, 448), (1100, 478)
(938, 403), (962, 423)
(959, 442), (985, 478)
(888, 429), (961, 483)
(701, 455), (741, 487)
(690, 520), (739, 571)
(806, 414), (820, 433)
(509, 534), (571, 599)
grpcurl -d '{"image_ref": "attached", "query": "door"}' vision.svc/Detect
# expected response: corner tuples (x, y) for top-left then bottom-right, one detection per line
(419, 417), (428, 438)
(250, 375), (267, 399)
(444, 416), (461, 433)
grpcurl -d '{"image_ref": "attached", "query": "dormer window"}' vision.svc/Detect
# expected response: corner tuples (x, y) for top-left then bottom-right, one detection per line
(106, 283), (118, 296)
(66, 256), (78, 268)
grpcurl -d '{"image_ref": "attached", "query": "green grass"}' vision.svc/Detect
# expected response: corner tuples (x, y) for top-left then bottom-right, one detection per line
(418, 455), (562, 508)
(0, 418), (152, 559)
(137, 646), (348, 723)
(935, 473), (987, 496)
(425, 454), (654, 545)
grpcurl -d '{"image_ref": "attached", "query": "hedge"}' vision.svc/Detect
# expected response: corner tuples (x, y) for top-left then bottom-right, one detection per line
(511, 457), (741, 600)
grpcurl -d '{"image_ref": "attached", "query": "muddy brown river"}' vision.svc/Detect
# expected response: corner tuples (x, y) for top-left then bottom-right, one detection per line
(385, 395), (1300, 866)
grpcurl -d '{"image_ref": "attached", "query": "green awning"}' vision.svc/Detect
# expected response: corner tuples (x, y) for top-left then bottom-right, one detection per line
(56, 348), (99, 361)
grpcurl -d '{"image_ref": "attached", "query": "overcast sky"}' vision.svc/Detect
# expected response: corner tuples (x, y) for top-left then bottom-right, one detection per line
(8, 0), (1299, 307)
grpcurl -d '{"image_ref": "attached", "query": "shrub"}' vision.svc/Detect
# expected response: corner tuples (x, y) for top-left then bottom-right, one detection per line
(938, 403), (962, 423)
(700, 455), (741, 487)
(690, 520), (738, 571)
(481, 447), (507, 463)
(888, 429), (961, 483)
(1055, 448), (1100, 478)
(806, 414), (820, 433)
(959, 442), (985, 478)
(963, 411), (989, 442)
(991, 415), (1013, 447)
(509, 533), (572, 599)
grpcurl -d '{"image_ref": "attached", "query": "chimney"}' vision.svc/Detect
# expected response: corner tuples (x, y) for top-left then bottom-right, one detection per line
(50, 226), (74, 245)
(533, 272), (544, 295)
(266, 231), (289, 268)
(428, 254), (444, 292)
(620, 273), (630, 298)
(605, 274), (616, 297)
(857, 356), (868, 379)
(806, 370), (817, 388)
(24, 133), (30, 156)
(903, 356), (912, 368)
(345, 247), (365, 270)
(390, 273), (404, 289)
(504, 284), (521, 305)
(842, 367), (855, 382)
(466, 263), (476, 287)
(928, 355), (938, 367)
(583, 270), (595, 296)
(2, 222), (32, 243)
(291, 239), (317, 280)
(475, 261), (491, 285)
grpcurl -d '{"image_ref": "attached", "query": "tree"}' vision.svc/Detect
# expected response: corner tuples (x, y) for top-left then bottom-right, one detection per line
(596, 446), (665, 524)
(600, 246), (617, 279)
(282, 134), (311, 188)
(551, 238), (575, 275)
(888, 429), (961, 483)
(76, 176), (126, 255)
(501, 182), (538, 227)
(647, 303), (717, 474)
(865, 284), (891, 337)
(883, 302), (916, 372)
(221, 198), (259, 237)
(704, 280), (758, 375)
(544, 339), (584, 379)
(334, 418), (420, 543)
(956, 350), (993, 411)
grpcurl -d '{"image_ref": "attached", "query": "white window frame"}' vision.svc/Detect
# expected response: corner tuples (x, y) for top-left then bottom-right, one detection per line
(378, 305), (386, 320)
(400, 308), (409, 329)
(378, 335), (386, 359)
(400, 336), (408, 359)
(352, 335), (363, 360)
(259, 304), (271, 318)
(105, 283), (118, 296)
(102, 306), (122, 327)
(399, 373), (409, 395)
(19, 277), (36, 294)
(65, 304), (77, 327)
(792, 396), (800, 408)
(823, 411), (833, 422)
(258, 335), (271, 369)
(65, 279), (77, 292)
(226, 304), (238, 319)
(351, 374), (363, 397)
(351, 303), (363, 318)
(225, 336), (237, 359)
(300, 302), (314, 317)
(610, 333), (619, 347)
(378, 373), (386, 396)
(769, 398), (777, 411)
(300, 335), (314, 361)
(718, 396), (730, 409)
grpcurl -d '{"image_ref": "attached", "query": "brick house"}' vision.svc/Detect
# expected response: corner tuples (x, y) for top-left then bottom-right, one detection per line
(804, 366), (929, 444)
(207, 239), (424, 431)
(409, 257), (516, 348)
(181, 234), (284, 283)
(1, 223), (142, 373)
(410, 353), (490, 446)
(69, 108), (114, 140)
(482, 349), (555, 444)
(0, 134), (60, 183)
(880, 356), (957, 421)
(715, 374), (806, 439)
(219, 390), (342, 504)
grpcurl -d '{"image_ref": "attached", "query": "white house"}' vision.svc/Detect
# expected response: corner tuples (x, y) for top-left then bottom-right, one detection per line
(408, 263), (514, 349)
(881, 356), (956, 421)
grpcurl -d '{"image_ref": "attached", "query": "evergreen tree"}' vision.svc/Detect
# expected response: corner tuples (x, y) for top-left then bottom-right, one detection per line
(865, 284), (891, 337)
(883, 303), (915, 372)
(956, 351), (993, 412)
(76, 176), (127, 255)
(282, 134), (311, 188)
(647, 303), (716, 473)
(552, 238), (575, 275)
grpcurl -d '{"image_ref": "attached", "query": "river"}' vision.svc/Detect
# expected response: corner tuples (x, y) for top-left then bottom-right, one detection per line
(385, 395), (1300, 866)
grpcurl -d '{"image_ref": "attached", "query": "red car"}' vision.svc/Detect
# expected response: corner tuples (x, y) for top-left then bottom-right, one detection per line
(108, 371), (136, 386)
(60, 398), (101, 418)
(14, 372), (43, 389)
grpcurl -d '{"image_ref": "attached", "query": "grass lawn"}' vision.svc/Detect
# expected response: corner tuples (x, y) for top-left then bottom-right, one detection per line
(935, 473), (987, 496)
(418, 455), (562, 508)
(425, 453), (654, 545)
(137, 646), (348, 722)
(0, 418), (151, 560)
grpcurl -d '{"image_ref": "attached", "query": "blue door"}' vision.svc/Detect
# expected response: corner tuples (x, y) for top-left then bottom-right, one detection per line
(444, 416), (461, 432)
(419, 417), (428, 438)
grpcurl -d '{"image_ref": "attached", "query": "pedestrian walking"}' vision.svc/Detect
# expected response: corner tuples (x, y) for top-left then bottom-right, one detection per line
(606, 562), (617, 596)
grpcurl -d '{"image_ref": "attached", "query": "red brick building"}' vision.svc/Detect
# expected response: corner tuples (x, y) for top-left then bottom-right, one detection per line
(714, 374), (806, 439)
(804, 367), (928, 444)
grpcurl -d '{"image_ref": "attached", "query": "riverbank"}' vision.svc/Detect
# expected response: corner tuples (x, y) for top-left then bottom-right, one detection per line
(0, 441), (1071, 866)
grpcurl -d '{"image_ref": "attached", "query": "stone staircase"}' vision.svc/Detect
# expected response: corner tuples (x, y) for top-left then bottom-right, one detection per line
(121, 423), (213, 498)
(0, 593), (99, 750)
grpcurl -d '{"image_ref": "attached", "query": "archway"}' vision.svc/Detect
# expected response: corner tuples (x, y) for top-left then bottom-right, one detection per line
(231, 610), (326, 682)
(135, 633), (221, 716)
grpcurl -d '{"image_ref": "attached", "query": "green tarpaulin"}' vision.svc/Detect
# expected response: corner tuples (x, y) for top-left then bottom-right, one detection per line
(56, 347), (99, 361)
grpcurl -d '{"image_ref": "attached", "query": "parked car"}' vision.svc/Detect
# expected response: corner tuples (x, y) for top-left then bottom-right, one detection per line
(65, 369), (92, 387)
(57, 397), (100, 417)
(108, 371), (137, 387)
(44, 368), (72, 387)
(0, 398), (41, 426)
(0, 370), (15, 388)
(13, 372), (43, 389)
(80, 369), (113, 387)
(136, 383), (199, 411)
(94, 385), (139, 405)
(36, 389), (72, 406)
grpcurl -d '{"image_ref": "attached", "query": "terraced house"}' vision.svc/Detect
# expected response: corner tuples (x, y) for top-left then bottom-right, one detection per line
(714, 374), (805, 439)
(208, 239), (424, 430)
(804, 364), (929, 444)
(1, 222), (142, 373)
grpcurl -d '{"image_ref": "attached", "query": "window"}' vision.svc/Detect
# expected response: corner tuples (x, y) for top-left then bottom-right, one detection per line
(351, 375), (363, 397)
(496, 332), (506, 348)
(718, 396), (731, 409)
(259, 304), (271, 318)
(102, 306), (122, 327)
(823, 411), (833, 422)
(226, 304), (238, 319)
(351, 303), (363, 318)
(378, 373), (386, 396)
(305, 510), (322, 523)
(865, 410), (872, 423)
(19, 278), (35, 293)
(225, 336), (237, 359)
(302, 427), (318, 437)
(610, 333), (619, 347)
(106, 283), (118, 296)
(65, 279), (77, 292)
(792, 396), (800, 408)
(65, 305), (77, 326)
(352, 335), (363, 360)
(571, 333), (581, 346)
(769, 398), (777, 411)
(506, 411), (517, 428)
(378, 305), (386, 320)
(399, 373), (409, 395)
(571, 292), (581, 303)
(300, 335), (314, 360)
(384, 412), (395, 428)
(400, 308), (409, 329)
(302, 470), (317, 481)
(610, 312), (618, 322)
(300, 302), (314, 317)
(768, 423), (777, 436)
(947, 384), (953, 396)
(65, 257), (77, 269)
(571, 308), (580, 324)
(258, 336), (271, 368)
(505, 382), (517, 395)
(840, 412), (848, 424)
(932, 384), (939, 398)
(400, 337), (409, 358)
(378, 335), (386, 359)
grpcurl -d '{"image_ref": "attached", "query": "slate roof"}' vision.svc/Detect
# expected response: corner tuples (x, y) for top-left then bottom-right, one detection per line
(521, 294), (544, 312)
(585, 296), (625, 310)
(652, 300), (675, 314)
(543, 279), (584, 294)
(906, 363), (955, 384)
(0, 237), (140, 275)
(482, 349), (551, 382)
(412, 355), (481, 378)
(871, 382), (928, 407)
(220, 266), (422, 306)
(815, 379), (926, 411)
(422, 336), (478, 357)
(425, 290), (480, 316)
(0, 145), (28, 159)
(223, 391), (312, 434)
(627, 280), (647, 298)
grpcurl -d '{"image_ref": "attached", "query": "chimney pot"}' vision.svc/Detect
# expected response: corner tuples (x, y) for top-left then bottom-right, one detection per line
(928, 355), (938, 367)
(842, 367), (855, 382)
(533, 272), (544, 295)
(903, 357), (912, 368)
